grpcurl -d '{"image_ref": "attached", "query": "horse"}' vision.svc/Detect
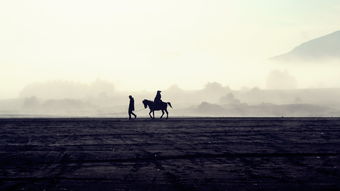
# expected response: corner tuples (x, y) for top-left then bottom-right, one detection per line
(142, 99), (172, 119)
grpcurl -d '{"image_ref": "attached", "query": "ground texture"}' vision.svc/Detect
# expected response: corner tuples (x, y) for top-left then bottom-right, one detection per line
(0, 118), (340, 191)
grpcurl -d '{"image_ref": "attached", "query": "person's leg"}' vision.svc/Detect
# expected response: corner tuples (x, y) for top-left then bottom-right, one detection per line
(132, 111), (137, 118)
(128, 111), (132, 120)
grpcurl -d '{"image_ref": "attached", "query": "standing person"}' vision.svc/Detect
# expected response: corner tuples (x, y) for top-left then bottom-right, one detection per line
(128, 95), (137, 120)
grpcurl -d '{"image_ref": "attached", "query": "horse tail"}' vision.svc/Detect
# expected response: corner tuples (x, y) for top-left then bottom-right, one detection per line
(167, 102), (173, 108)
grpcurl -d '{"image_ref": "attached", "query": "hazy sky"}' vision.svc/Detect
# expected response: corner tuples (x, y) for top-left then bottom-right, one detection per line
(1, 0), (340, 98)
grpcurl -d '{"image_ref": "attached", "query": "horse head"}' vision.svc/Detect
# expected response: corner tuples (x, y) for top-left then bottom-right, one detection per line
(142, 99), (149, 109)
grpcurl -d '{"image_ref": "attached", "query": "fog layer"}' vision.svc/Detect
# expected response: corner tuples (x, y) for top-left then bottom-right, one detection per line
(1, 80), (340, 117)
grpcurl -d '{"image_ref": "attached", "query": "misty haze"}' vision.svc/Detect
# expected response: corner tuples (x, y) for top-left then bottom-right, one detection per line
(1, 1), (340, 191)
(2, 79), (340, 117)
(2, 26), (340, 117)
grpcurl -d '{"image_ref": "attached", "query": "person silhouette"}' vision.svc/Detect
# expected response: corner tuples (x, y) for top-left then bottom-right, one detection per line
(128, 95), (137, 120)
(154, 90), (162, 106)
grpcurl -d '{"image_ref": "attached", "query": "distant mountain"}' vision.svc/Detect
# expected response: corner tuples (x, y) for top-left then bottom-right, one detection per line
(274, 31), (340, 61)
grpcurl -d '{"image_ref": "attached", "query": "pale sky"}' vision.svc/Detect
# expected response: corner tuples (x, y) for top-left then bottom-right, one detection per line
(1, 0), (340, 98)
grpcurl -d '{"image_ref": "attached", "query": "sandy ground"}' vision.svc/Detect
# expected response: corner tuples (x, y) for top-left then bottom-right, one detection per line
(0, 118), (340, 191)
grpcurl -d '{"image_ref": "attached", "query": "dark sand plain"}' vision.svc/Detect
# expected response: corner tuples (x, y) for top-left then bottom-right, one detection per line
(0, 118), (340, 191)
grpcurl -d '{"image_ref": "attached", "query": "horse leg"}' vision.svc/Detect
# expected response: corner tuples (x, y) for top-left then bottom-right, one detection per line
(152, 111), (155, 119)
(165, 109), (169, 119)
(160, 110), (164, 119)
(149, 110), (153, 119)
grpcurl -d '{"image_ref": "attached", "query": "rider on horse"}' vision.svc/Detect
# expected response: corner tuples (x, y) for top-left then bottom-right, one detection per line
(143, 90), (172, 119)
(154, 90), (162, 106)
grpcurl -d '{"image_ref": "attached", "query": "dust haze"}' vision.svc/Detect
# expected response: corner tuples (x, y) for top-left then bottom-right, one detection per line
(1, 78), (340, 117)
(1, 1), (340, 117)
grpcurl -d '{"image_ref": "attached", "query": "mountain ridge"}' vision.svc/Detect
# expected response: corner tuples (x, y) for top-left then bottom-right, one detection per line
(274, 31), (340, 61)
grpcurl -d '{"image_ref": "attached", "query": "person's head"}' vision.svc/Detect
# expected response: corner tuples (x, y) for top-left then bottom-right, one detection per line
(129, 95), (133, 99)
(157, 90), (161, 94)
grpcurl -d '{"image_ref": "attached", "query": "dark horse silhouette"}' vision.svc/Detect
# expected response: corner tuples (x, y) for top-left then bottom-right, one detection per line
(142, 99), (172, 119)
